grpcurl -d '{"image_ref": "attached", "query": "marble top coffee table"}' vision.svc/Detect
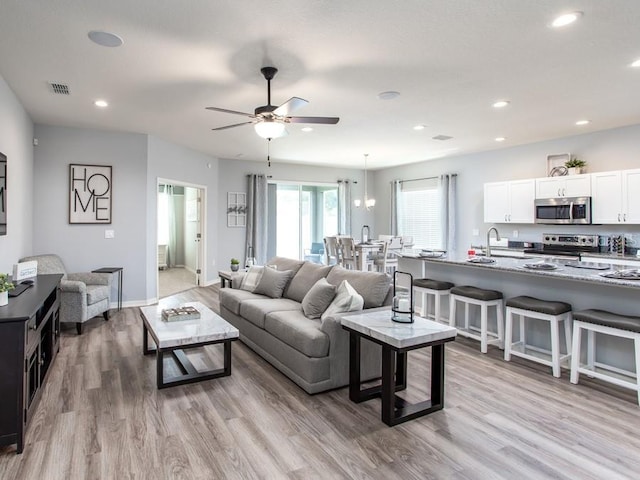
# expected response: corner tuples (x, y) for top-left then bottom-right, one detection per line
(140, 301), (239, 389)
(341, 309), (457, 426)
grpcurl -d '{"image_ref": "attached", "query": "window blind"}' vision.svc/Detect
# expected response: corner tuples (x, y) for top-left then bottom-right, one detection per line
(398, 178), (442, 249)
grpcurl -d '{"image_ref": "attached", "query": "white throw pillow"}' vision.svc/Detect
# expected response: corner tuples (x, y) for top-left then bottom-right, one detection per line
(321, 280), (364, 320)
(239, 266), (264, 292)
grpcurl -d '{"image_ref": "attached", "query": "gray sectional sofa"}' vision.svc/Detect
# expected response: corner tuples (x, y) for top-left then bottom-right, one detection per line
(219, 257), (392, 394)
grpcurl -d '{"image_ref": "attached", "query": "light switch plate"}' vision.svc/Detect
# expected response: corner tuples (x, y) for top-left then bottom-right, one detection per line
(472, 229), (479, 236)
(105, 229), (115, 239)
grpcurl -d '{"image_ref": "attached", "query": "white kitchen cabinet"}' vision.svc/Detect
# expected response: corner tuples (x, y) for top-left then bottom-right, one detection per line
(484, 179), (535, 223)
(535, 174), (591, 199)
(591, 169), (640, 224)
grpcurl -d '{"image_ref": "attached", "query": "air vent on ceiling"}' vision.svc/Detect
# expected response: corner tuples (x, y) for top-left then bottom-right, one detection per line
(432, 134), (453, 141)
(49, 83), (70, 95)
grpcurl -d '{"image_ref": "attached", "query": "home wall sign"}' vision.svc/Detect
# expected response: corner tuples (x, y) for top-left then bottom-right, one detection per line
(227, 192), (246, 227)
(69, 164), (112, 224)
(0, 151), (6, 235)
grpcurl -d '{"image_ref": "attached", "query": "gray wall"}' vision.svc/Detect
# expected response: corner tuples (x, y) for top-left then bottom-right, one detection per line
(373, 124), (640, 253)
(33, 125), (148, 303)
(0, 74), (34, 272)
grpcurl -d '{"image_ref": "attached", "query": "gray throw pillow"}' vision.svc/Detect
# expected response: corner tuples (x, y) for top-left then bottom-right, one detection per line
(301, 278), (337, 319)
(253, 267), (293, 298)
(239, 266), (264, 292)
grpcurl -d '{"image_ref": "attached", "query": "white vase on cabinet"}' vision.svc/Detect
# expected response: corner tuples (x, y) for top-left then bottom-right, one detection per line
(0, 291), (8, 306)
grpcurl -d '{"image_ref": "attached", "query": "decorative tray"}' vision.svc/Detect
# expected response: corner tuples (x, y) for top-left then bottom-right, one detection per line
(467, 256), (496, 264)
(600, 269), (640, 280)
(419, 250), (446, 258)
(523, 262), (557, 271)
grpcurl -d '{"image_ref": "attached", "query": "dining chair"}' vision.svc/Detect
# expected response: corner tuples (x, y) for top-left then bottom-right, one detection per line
(338, 237), (358, 270)
(323, 236), (341, 265)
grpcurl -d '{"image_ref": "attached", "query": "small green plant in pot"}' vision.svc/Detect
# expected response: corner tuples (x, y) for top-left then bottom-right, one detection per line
(0, 273), (15, 306)
(230, 258), (240, 272)
(565, 157), (586, 174)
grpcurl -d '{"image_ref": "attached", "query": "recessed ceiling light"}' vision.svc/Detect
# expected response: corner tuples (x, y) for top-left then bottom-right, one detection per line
(495, 137), (506, 142)
(492, 100), (510, 108)
(551, 11), (583, 28)
(377, 91), (400, 100)
(413, 125), (426, 131)
(575, 120), (590, 126)
(88, 30), (124, 47)
(301, 127), (313, 132)
(94, 100), (108, 108)
(631, 59), (640, 68)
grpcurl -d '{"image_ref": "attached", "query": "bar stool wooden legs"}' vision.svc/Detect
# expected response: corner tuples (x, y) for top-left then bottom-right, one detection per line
(449, 286), (504, 353)
(413, 278), (454, 324)
(570, 309), (640, 405)
(504, 296), (572, 378)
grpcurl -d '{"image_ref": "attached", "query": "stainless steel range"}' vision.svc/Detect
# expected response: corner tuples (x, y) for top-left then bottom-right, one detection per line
(524, 234), (600, 260)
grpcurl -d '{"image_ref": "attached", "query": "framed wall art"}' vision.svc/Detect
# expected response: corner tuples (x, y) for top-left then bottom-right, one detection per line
(227, 192), (246, 227)
(69, 164), (112, 224)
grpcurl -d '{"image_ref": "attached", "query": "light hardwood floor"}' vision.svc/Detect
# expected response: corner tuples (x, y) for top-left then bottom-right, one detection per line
(1, 284), (638, 479)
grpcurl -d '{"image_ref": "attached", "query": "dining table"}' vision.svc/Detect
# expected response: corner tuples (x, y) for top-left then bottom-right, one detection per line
(354, 241), (385, 271)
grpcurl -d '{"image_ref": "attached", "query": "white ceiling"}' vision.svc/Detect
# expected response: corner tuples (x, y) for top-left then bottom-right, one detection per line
(1, 1), (640, 169)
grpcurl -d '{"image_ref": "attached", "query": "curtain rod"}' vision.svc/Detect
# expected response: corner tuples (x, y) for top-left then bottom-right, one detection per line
(399, 173), (457, 184)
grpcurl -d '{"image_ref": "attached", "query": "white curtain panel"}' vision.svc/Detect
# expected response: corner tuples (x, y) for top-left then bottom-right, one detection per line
(246, 174), (268, 265)
(390, 180), (401, 235)
(439, 174), (457, 254)
(337, 180), (351, 236)
(166, 185), (178, 268)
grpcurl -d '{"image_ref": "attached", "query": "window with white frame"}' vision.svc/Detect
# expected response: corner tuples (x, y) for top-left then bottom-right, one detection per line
(398, 177), (442, 250)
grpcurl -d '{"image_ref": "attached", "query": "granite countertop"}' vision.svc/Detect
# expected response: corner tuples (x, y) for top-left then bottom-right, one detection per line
(399, 252), (640, 289)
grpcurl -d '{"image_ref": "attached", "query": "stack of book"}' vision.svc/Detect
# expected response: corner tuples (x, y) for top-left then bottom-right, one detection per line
(161, 306), (201, 322)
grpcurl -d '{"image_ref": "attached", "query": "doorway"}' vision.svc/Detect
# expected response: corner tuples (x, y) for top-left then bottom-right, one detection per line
(157, 180), (206, 298)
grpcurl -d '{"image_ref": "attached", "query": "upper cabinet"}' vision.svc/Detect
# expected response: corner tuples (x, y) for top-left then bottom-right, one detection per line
(591, 169), (640, 224)
(484, 179), (535, 223)
(535, 175), (591, 199)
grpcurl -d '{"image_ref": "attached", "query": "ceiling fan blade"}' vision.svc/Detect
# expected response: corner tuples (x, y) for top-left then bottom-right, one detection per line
(206, 106), (255, 117)
(211, 121), (255, 131)
(286, 116), (340, 125)
(273, 97), (308, 116)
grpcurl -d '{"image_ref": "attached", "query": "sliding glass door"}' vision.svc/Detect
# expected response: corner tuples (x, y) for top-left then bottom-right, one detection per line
(270, 183), (338, 261)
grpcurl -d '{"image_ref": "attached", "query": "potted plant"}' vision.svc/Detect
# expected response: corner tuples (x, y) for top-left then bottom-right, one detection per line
(230, 258), (240, 272)
(0, 273), (15, 306)
(565, 157), (586, 175)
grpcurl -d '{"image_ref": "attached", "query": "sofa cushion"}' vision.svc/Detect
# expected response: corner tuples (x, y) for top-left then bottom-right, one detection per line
(285, 262), (334, 302)
(240, 266), (264, 292)
(86, 285), (110, 305)
(264, 310), (330, 358)
(219, 288), (268, 315)
(321, 280), (364, 320)
(265, 257), (305, 276)
(301, 278), (337, 319)
(240, 298), (302, 329)
(325, 266), (391, 308)
(253, 268), (293, 298)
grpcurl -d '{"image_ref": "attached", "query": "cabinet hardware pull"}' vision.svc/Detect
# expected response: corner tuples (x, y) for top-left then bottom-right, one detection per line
(558, 188), (561, 196)
(618, 213), (621, 222)
(623, 214), (627, 222)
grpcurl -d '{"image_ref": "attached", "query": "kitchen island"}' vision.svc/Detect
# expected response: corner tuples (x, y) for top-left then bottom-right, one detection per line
(398, 253), (639, 371)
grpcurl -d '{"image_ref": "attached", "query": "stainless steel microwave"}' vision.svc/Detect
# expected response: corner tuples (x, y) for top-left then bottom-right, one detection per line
(534, 197), (592, 224)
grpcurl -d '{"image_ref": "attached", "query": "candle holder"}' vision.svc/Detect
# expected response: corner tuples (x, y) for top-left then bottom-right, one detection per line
(391, 271), (414, 323)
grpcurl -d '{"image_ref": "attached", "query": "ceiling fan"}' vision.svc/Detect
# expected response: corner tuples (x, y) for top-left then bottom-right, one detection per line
(206, 66), (339, 139)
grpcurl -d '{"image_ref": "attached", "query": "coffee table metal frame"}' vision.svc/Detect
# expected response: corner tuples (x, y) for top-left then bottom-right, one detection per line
(141, 304), (238, 389)
(342, 313), (456, 426)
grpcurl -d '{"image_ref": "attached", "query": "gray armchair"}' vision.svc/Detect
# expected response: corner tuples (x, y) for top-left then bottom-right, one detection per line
(20, 254), (112, 334)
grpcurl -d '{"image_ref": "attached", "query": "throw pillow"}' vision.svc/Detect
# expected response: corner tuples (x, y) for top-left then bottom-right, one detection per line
(321, 280), (364, 320)
(253, 267), (293, 298)
(301, 278), (337, 319)
(239, 266), (264, 292)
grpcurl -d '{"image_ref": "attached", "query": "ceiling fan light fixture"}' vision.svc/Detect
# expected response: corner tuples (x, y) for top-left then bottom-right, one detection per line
(254, 120), (286, 139)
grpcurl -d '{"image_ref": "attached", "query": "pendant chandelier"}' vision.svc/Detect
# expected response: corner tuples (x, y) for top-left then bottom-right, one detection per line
(354, 154), (375, 209)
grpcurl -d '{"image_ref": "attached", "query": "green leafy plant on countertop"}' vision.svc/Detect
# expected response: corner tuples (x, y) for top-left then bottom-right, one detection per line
(230, 258), (240, 265)
(565, 157), (586, 168)
(0, 273), (15, 293)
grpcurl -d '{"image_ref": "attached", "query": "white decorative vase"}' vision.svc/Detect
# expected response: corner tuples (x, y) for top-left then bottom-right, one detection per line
(567, 167), (583, 175)
(0, 291), (8, 307)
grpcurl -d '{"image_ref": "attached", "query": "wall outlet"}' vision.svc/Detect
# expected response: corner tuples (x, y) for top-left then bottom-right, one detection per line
(472, 229), (479, 236)
(512, 230), (519, 238)
(104, 229), (115, 239)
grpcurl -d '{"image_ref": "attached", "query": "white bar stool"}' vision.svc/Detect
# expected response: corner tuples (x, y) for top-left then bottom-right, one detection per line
(570, 309), (640, 405)
(504, 296), (572, 378)
(449, 285), (504, 353)
(413, 278), (454, 324)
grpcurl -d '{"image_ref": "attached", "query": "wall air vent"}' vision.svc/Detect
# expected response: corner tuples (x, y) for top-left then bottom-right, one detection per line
(432, 134), (453, 141)
(49, 83), (70, 95)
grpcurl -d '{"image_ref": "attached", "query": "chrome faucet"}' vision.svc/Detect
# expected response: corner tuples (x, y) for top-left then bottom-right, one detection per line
(486, 227), (501, 258)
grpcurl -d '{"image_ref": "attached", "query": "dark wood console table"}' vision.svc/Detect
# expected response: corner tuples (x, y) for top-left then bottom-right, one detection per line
(0, 274), (62, 453)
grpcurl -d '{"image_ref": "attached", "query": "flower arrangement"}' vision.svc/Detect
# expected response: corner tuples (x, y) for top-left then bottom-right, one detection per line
(0, 273), (15, 293)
